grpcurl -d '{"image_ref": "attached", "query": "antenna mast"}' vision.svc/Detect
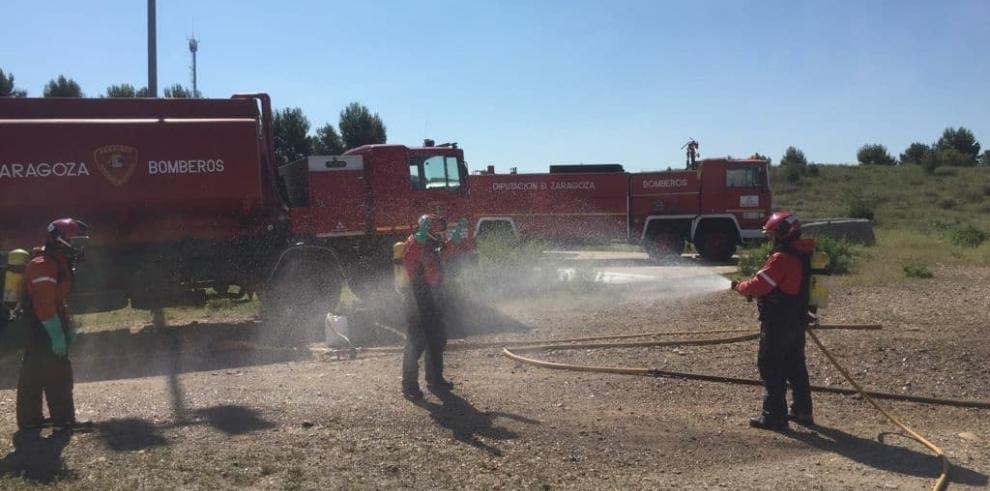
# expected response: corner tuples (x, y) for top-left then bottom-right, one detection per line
(188, 34), (199, 97)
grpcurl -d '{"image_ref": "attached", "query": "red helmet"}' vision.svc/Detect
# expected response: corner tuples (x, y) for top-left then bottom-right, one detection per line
(417, 214), (446, 240)
(763, 211), (800, 241)
(47, 218), (90, 258)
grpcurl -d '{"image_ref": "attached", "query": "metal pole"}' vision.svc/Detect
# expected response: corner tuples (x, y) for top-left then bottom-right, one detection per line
(148, 0), (157, 97)
(192, 50), (197, 97)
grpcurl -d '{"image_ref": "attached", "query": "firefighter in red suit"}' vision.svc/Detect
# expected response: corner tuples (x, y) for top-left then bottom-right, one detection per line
(400, 214), (466, 400)
(732, 211), (815, 430)
(16, 218), (93, 432)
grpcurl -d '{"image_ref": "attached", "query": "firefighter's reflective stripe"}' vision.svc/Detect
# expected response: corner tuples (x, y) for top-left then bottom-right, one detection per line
(31, 276), (57, 285)
(757, 271), (778, 287)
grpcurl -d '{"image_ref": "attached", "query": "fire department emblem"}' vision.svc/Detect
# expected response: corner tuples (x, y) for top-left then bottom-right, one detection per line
(93, 145), (139, 187)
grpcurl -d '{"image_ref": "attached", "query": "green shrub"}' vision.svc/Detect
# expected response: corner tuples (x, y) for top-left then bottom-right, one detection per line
(982, 184), (990, 197)
(857, 144), (897, 166)
(736, 241), (773, 278)
(938, 198), (958, 210)
(206, 298), (233, 311)
(847, 196), (875, 221)
(903, 263), (933, 279)
(949, 225), (988, 248)
(814, 235), (856, 275)
(936, 149), (974, 168)
(736, 236), (856, 278)
(784, 164), (801, 183)
(806, 164), (820, 177)
(960, 188), (984, 204)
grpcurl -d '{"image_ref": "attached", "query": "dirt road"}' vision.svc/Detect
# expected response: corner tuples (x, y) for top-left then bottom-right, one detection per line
(0, 256), (987, 490)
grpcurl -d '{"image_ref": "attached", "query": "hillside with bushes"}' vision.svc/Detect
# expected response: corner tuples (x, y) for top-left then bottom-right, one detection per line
(768, 164), (990, 283)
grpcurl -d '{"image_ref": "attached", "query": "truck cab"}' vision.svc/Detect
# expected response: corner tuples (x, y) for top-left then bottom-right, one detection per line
(282, 141), (471, 241)
(632, 157), (771, 261)
(276, 141), (474, 301)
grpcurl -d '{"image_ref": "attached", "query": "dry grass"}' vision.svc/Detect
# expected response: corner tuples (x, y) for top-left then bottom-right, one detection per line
(74, 298), (259, 334)
(840, 228), (990, 286)
(772, 164), (990, 285)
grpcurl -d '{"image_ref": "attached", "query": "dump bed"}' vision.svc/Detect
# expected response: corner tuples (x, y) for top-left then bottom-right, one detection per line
(0, 97), (270, 249)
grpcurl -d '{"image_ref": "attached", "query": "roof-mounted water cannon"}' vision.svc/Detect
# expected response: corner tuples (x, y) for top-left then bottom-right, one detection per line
(422, 139), (457, 149)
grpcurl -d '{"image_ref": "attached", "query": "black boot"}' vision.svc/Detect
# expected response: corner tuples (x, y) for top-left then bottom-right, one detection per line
(53, 419), (94, 433)
(426, 378), (454, 393)
(749, 414), (789, 431)
(788, 410), (815, 426)
(402, 384), (424, 401)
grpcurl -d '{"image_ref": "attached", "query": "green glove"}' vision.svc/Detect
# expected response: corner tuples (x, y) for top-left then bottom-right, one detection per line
(42, 317), (67, 357)
(66, 324), (78, 346)
(414, 217), (431, 243)
(450, 218), (467, 244)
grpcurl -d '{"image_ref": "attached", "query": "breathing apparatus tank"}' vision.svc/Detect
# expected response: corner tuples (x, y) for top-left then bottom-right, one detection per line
(808, 249), (831, 310)
(3, 249), (30, 311)
(392, 241), (409, 291)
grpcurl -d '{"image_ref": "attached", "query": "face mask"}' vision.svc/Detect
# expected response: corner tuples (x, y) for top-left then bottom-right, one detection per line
(56, 235), (89, 263)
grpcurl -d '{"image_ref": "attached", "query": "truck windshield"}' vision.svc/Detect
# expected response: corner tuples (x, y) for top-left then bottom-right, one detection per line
(410, 155), (463, 191)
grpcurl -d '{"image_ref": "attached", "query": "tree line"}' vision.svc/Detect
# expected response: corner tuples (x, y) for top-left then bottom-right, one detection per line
(1, 68), (198, 99)
(855, 127), (985, 169)
(772, 126), (987, 182)
(273, 103), (387, 166)
(1, 67), (387, 164)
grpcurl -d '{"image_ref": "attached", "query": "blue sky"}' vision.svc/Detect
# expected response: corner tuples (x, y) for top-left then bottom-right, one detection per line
(2, 0), (988, 172)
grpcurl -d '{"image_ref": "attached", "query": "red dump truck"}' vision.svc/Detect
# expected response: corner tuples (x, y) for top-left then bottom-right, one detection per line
(0, 94), (473, 324)
(469, 157), (772, 261)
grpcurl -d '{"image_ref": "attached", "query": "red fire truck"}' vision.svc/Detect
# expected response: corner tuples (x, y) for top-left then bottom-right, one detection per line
(0, 94), (472, 326)
(469, 156), (772, 261)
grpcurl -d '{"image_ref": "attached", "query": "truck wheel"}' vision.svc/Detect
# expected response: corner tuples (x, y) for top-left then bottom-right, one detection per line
(261, 255), (342, 342)
(644, 229), (684, 260)
(694, 226), (737, 262)
(344, 246), (395, 303)
(476, 221), (515, 242)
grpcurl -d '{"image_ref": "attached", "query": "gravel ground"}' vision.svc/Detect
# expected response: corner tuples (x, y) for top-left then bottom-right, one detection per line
(0, 264), (987, 490)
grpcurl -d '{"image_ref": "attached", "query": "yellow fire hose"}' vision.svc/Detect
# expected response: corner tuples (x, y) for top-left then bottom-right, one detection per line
(806, 328), (950, 491)
(501, 324), (988, 491)
(307, 321), (982, 488)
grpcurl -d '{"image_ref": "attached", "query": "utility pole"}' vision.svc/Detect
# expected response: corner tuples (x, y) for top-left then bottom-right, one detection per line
(148, 0), (157, 97)
(189, 35), (199, 97)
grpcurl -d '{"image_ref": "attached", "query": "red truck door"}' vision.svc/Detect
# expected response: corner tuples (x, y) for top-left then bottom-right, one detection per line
(699, 159), (771, 239)
(357, 146), (470, 237)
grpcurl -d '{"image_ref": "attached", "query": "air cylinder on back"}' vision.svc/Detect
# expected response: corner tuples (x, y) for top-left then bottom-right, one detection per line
(2, 249), (30, 310)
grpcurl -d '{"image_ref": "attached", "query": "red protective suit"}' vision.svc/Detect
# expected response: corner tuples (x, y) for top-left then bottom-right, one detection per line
(24, 249), (73, 323)
(734, 237), (816, 427)
(17, 248), (78, 430)
(735, 239), (815, 298)
(402, 235), (465, 287)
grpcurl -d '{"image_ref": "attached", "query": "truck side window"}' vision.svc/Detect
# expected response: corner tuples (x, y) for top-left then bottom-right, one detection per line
(409, 155), (462, 190)
(726, 167), (759, 188)
(409, 160), (426, 190)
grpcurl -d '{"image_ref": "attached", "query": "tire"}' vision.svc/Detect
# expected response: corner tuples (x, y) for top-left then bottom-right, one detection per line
(643, 228), (684, 260)
(694, 225), (738, 262)
(261, 255), (343, 342)
(476, 221), (515, 242)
